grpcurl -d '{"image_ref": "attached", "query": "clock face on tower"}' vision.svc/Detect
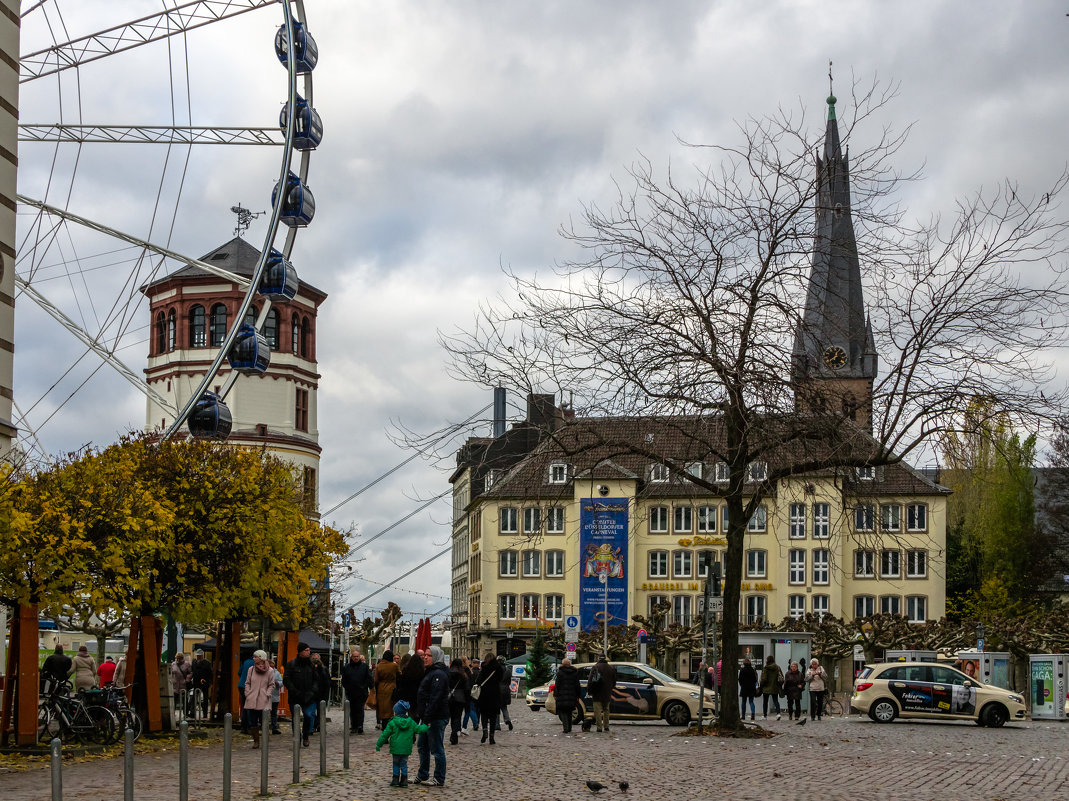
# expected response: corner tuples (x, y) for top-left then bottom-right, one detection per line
(823, 346), (847, 369)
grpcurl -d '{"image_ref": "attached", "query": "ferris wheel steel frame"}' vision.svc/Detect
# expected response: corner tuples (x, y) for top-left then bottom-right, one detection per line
(19, 124), (283, 146)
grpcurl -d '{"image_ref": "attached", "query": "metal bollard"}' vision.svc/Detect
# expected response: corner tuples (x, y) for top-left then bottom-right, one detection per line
(124, 727), (135, 801)
(343, 696), (350, 769)
(223, 713), (233, 801)
(260, 708), (270, 796)
(50, 738), (62, 801)
(292, 705), (302, 784)
(319, 700), (327, 776)
(179, 720), (189, 801)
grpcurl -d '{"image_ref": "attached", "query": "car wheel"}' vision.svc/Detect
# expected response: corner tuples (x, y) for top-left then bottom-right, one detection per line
(868, 699), (898, 723)
(662, 700), (690, 726)
(981, 704), (1008, 728)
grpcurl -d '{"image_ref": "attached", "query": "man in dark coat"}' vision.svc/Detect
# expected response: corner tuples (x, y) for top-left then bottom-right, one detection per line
(42, 645), (72, 695)
(284, 642), (320, 746)
(413, 646), (450, 787)
(588, 654), (617, 733)
(190, 649), (213, 720)
(552, 658), (581, 733)
(341, 647), (373, 734)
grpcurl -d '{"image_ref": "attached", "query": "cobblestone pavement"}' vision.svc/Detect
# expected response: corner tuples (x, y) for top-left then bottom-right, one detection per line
(5, 703), (1068, 800)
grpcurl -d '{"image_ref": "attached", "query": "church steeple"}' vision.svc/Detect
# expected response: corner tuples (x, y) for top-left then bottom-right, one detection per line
(792, 76), (878, 428)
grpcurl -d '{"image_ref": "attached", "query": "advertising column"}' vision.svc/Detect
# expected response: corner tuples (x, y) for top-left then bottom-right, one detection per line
(1029, 654), (1068, 720)
(579, 497), (629, 633)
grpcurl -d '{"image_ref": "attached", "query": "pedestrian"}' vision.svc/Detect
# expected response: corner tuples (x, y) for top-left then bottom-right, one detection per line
(341, 647), (372, 734)
(587, 654), (617, 733)
(310, 651), (330, 732)
(738, 657), (758, 721)
(376, 700), (427, 788)
(552, 657), (581, 733)
(496, 655), (514, 731)
(284, 642), (321, 746)
(170, 652), (192, 716)
(396, 648), (426, 711)
(98, 656), (117, 686)
(190, 649), (213, 719)
(242, 650), (273, 748)
(475, 650), (502, 744)
(114, 655), (127, 688)
(237, 650), (254, 731)
(760, 654), (784, 720)
(783, 661), (804, 721)
(805, 658), (829, 721)
(413, 645), (449, 787)
(465, 658), (481, 731)
(374, 649), (400, 730)
(42, 645), (72, 695)
(268, 657), (284, 734)
(447, 658), (469, 745)
(70, 644), (98, 692)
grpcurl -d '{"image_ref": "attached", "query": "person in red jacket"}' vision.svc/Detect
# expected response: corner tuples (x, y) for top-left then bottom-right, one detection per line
(98, 656), (118, 685)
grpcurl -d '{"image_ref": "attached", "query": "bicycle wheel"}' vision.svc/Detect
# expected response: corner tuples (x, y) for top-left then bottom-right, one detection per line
(37, 704), (62, 744)
(120, 709), (144, 742)
(81, 704), (120, 745)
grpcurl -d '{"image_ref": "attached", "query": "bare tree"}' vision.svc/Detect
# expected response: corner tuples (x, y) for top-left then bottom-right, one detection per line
(439, 79), (1069, 728)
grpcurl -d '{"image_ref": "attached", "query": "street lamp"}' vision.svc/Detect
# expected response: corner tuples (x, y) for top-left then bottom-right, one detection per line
(975, 622), (985, 653)
(507, 626), (514, 657)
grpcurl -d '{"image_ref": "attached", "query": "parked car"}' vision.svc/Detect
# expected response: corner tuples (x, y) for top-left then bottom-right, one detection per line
(526, 683), (550, 711)
(544, 662), (713, 726)
(851, 662), (1026, 727)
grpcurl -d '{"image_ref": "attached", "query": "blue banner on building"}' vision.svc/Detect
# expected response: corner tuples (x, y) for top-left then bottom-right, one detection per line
(579, 497), (629, 632)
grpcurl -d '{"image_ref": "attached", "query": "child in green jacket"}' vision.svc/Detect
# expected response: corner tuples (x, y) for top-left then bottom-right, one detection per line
(376, 700), (428, 786)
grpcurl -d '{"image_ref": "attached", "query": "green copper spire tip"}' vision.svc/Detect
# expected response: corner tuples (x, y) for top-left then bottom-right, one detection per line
(827, 94), (837, 121)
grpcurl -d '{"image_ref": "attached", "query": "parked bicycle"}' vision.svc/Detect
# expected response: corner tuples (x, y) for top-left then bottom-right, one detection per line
(95, 683), (143, 741)
(822, 694), (845, 716)
(37, 683), (120, 745)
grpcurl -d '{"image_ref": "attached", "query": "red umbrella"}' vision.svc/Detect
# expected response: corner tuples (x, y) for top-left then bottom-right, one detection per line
(418, 617), (432, 651)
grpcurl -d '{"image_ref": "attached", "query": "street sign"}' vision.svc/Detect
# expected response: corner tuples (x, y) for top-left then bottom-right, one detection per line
(342, 611), (351, 627)
(977, 638), (985, 652)
(566, 641), (577, 653)
(565, 615), (580, 642)
(637, 628), (647, 639)
(707, 597), (724, 613)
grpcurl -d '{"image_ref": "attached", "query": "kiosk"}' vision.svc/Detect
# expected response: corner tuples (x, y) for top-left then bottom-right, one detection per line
(885, 650), (938, 663)
(737, 632), (815, 712)
(1029, 654), (1067, 720)
(954, 651), (1011, 689)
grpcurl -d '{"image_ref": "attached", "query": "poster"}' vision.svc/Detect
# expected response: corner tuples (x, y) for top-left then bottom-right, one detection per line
(579, 497), (629, 632)
(1031, 659), (1055, 715)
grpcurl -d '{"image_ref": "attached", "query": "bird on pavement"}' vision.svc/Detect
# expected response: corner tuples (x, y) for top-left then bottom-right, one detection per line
(797, 717), (806, 725)
(586, 781), (606, 792)
(619, 781), (629, 791)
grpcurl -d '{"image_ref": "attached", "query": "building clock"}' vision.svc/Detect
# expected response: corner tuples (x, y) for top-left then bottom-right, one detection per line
(822, 345), (847, 369)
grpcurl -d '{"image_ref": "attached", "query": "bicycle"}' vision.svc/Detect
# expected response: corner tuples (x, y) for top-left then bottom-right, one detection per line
(95, 683), (144, 741)
(822, 694), (845, 717)
(37, 686), (121, 745)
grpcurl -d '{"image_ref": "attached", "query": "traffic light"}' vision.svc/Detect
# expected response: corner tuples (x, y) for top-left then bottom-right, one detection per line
(711, 563), (721, 597)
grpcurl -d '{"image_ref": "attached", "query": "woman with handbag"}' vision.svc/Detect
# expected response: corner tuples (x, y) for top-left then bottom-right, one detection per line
(374, 650), (400, 730)
(447, 658), (469, 745)
(475, 651), (502, 744)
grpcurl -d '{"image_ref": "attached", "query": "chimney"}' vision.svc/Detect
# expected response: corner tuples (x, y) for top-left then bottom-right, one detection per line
(526, 392), (558, 432)
(493, 387), (506, 438)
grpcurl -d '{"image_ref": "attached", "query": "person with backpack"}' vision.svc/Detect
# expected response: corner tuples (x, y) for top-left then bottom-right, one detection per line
(760, 654), (784, 720)
(447, 658), (469, 745)
(587, 654), (616, 733)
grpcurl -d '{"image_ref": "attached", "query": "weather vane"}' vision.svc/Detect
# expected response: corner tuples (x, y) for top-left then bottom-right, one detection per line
(230, 203), (265, 238)
(828, 60), (834, 96)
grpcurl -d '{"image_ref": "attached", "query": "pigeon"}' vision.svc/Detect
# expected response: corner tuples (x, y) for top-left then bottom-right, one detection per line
(586, 781), (606, 792)
(797, 717), (807, 726)
(619, 781), (629, 792)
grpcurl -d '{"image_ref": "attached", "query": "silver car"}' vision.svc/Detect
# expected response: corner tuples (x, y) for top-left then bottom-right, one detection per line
(526, 683), (550, 711)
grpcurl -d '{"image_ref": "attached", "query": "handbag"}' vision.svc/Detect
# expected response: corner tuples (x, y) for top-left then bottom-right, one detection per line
(470, 675), (490, 701)
(365, 685), (377, 710)
(450, 681), (466, 705)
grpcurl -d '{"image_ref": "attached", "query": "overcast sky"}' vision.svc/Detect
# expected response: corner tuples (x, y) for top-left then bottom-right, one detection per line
(13, 1), (1069, 626)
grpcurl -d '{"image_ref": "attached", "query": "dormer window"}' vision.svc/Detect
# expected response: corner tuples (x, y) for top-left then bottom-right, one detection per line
(649, 463), (670, 483)
(548, 463), (569, 484)
(484, 470), (499, 492)
(714, 462), (730, 483)
(747, 461), (768, 482)
(684, 462), (704, 480)
(856, 466), (875, 481)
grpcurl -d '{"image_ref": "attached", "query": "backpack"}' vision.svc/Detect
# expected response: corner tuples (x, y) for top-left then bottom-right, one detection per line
(587, 666), (603, 693)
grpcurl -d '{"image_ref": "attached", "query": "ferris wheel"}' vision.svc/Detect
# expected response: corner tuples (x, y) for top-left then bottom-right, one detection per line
(14, 0), (321, 462)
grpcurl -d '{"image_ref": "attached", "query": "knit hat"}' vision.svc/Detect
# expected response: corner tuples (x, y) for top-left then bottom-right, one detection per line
(393, 700), (410, 717)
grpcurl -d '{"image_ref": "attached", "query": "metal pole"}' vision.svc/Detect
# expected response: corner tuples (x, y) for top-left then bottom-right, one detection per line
(319, 700), (327, 776)
(260, 709), (269, 796)
(292, 705), (301, 784)
(600, 572), (608, 656)
(222, 713), (233, 801)
(179, 720), (189, 801)
(124, 727), (135, 801)
(50, 738), (62, 801)
(698, 578), (712, 734)
(343, 696), (350, 769)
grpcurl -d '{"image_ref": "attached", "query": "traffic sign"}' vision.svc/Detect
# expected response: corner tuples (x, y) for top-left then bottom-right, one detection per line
(566, 642), (577, 653)
(342, 611), (351, 627)
(565, 615), (580, 642)
(637, 628), (647, 639)
(707, 597), (724, 613)
(566, 615), (579, 628)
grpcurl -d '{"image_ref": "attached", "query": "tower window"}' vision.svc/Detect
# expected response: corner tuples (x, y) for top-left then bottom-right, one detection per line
(291, 312), (301, 354)
(265, 308), (279, 350)
(167, 309), (176, 351)
(189, 305), (206, 348)
(295, 387), (309, 432)
(209, 303), (228, 347)
(154, 311), (166, 354)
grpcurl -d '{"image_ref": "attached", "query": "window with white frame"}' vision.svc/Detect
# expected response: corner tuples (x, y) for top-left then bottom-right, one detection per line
(906, 550), (927, 578)
(788, 595), (806, 619)
(855, 549), (875, 577)
(499, 594), (517, 620)
(715, 462), (730, 483)
(747, 505), (767, 532)
(813, 548), (830, 584)
(881, 504), (901, 532)
(746, 549), (767, 578)
(546, 506), (565, 534)
(880, 595), (901, 615)
(747, 461), (768, 482)
(880, 549), (900, 578)
(697, 506), (717, 532)
(789, 503), (806, 538)
(548, 463), (569, 484)
(546, 550), (565, 577)
(855, 504), (875, 531)
(649, 463), (670, 483)
(522, 550), (541, 577)
(907, 504), (927, 531)
(649, 506), (669, 533)
(813, 503), (830, 538)
(521, 593), (540, 619)
(697, 550), (717, 578)
(788, 549), (806, 584)
(745, 595), (766, 622)
(499, 550), (518, 577)
(856, 466), (875, 480)
(672, 550), (692, 578)
(854, 595), (875, 618)
(906, 595), (927, 623)
(500, 507), (518, 534)
(523, 507), (541, 534)
(685, 462), (704, 480)
(672, 595), (693, 626)
(649, 594), (669, 622)
(812, 594), (830, 619)
(721, 506), (730, 530)
(648, 550), (668, 578)
(544, 594), (563, 620)
(674, 506), (693, 533)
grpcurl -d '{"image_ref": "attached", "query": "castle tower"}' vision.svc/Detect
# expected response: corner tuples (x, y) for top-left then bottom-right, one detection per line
(142, 237), (326, 514)
(792, 92), (878, 429)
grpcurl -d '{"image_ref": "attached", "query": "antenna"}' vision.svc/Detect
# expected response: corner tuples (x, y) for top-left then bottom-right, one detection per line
(230, 203), (265, 238)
